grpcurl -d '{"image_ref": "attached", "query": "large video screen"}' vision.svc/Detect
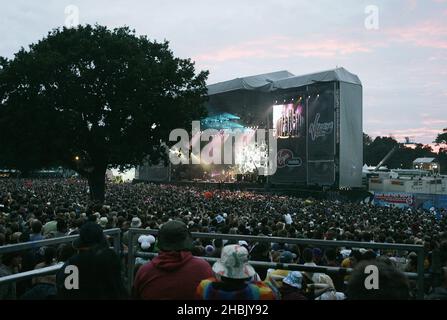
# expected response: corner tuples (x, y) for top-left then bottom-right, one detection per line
(270, 82), (336, 186)
(273, 101), (305, 138)
(270, 100), (307, 184)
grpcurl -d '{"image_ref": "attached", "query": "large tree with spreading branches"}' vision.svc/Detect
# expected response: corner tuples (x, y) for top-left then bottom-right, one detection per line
(0, 25), (208, 202)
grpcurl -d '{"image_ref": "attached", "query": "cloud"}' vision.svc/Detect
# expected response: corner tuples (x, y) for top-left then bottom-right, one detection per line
(194, 19), (447, 64)
(386, 21), (447, 49)
(370, 127), (443, 143)
(407, 0), (418, 10)
(194, 35), (375, 62)
(421, 118), (447, 126)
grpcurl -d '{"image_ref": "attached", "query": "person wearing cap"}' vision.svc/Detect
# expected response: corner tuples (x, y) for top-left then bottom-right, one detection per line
(56, 222), (126, 299)
(204, 244), (215, 257)
(196, 245), (279, 300)
(122, 217), (142, 246)
(133, 220), (213, 300)
(278, 271), (307, 300)
(265, 251), (297, 289)
(302, 247), (324, 284)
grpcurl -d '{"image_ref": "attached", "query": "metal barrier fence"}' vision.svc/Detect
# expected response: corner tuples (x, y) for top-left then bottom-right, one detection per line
(0, 264), (64, 285)
(127, 228), (426, 299)
(0, 228), (121, 286)
(0, 227), (427, 299)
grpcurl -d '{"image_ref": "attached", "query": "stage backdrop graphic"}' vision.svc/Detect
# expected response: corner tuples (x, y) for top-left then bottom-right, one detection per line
(307, 83), (336, 185)
(271, 137), (307, 184)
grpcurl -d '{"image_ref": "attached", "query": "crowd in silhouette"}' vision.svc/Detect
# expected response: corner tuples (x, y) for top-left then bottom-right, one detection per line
(1, 179), (446, 300)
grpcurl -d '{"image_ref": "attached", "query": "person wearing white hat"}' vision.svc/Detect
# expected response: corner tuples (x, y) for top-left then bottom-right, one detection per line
(98, 217), (108, 229)
(312, 274), (346, 300)
(277, 271), (307, 300)
(196, 245), (279, 300)
(122, 217), (143, 246)
(134, 235), (157, 268)
(131, 217), (142, 228)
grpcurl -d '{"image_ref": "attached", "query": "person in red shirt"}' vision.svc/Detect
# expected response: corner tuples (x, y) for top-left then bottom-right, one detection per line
(132, 220), (213, 300)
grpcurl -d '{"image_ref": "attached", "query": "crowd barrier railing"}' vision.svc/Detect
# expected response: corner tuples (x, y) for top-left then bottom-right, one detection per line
(0, 228), (427, 300)
(127, 228), (426, 299)
(0, 228), (121, 286)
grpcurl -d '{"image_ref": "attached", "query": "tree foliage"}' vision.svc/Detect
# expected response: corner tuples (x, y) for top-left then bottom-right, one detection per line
(363, 132), (446, 173)
(0, 25), (208, 201)
(435, 128), (447, 145)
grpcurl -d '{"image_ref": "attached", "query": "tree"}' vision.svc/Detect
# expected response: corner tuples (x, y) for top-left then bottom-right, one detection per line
(435, 128), (447, 145)
(363, 132), (373, 146)
(435, 128), (447, 174)
(0, 25), (208, 202)
(363, 136), (399, 167)
(363, 134), (439, 170)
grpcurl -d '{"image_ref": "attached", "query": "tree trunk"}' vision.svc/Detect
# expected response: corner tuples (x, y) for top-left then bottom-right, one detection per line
(88, 167), (106, 203)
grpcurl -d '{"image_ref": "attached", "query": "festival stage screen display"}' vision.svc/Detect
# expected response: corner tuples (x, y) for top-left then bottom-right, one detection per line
(273, 102), (305, 138)
(271, 82), (336, 186)
(271, 101), (307, 184)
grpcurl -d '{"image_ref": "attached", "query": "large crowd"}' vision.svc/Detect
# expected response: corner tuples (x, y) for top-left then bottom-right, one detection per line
(1, 178), (447, 300)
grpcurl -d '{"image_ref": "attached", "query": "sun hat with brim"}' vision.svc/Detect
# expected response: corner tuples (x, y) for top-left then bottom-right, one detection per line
(131, 217), (142, 228)
(43, 220), (57, 235)
(157, 220), (193, 251)
(98, 217), (108, 228)
(212, 244), (256, 279)
(283, 271), (303, 289)
(216, 215), (225, 224)
(73, 222), (107, 249)
(314, 273), (335, 287)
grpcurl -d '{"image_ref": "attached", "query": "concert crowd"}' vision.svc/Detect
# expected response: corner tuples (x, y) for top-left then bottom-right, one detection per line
(1, 178), (447, 300)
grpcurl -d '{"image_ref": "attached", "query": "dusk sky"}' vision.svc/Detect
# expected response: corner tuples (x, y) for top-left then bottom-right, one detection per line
(1, 0), (446, 144)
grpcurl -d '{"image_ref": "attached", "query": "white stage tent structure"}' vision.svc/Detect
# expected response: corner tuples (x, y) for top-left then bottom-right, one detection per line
(206, 67), (363, 189)
(137, 67), (363, 189)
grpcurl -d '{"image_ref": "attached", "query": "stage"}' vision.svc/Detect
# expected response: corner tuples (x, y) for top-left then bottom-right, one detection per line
(132, 179), (371, 202)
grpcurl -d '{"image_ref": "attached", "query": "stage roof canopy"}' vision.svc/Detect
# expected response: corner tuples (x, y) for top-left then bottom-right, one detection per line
(207, 67), (361, 96)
